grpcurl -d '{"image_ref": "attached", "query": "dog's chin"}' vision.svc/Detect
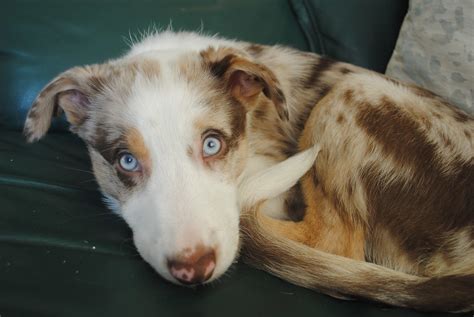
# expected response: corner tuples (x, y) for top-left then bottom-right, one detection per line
(132, 234), (240, 287)
(101, 192), (241, 286)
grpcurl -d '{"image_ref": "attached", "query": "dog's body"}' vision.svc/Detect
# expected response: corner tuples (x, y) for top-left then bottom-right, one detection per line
(24, 32), (473, 312)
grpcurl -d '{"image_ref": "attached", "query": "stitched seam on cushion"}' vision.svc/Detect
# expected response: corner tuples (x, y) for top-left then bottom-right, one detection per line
(0, 236), (132, 257)
(302, 0), (326, 54)
(288, 0), (315, 51)
(0, 175), (97, 193)
(289, 0), (324, 54)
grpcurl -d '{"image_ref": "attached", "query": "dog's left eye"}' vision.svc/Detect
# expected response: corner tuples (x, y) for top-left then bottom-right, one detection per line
(203, 135), (222, 157)
(118, 152), (140, 172)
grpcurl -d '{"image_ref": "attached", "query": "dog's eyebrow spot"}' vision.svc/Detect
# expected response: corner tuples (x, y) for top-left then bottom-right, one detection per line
(92, 127), (123, 164)
(126, 128), (151, 163)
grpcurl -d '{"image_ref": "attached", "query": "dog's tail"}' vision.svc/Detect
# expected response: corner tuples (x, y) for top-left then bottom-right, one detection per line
(238, 146), (474, 313)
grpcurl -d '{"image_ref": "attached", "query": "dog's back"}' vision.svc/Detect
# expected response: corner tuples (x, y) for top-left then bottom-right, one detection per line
(239, 40), (474, 312)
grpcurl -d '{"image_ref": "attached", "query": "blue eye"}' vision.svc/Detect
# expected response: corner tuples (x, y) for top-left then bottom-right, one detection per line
(202, 136), (222, 157)
(118, 153), (139, 172)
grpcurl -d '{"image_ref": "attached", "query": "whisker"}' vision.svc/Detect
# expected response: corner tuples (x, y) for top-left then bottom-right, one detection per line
(78, 178), (97, 184)
(57, 165), (95, 175)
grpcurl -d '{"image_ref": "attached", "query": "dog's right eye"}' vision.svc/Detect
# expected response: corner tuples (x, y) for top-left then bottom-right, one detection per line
(118, 152), (140, 172)
(203, 136), (222, 157)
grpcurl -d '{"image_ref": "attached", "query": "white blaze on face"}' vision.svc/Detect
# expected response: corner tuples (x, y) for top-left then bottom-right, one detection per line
(118, 56), (240, 283)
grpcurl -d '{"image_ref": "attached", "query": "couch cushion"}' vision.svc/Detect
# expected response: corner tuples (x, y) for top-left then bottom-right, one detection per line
(386, 0), (474, 113)
(290, 0), (408, 72)
(0, 0), (308, 131)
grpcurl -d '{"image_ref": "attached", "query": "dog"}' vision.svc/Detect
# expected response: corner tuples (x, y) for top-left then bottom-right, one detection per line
(23, 31), (473, 312)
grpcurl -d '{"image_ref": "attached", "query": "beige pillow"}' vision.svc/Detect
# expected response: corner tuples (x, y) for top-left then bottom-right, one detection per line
(386, 0), (474, 113)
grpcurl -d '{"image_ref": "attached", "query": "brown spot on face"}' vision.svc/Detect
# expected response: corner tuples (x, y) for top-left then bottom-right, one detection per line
(116, 169), (138, 188)
(137, 59), (160, 80)
(126, 128), (150, 164)
(92, 126), (119, 164)
(465, 130), (471, 139)
(91, 127), (145, 188)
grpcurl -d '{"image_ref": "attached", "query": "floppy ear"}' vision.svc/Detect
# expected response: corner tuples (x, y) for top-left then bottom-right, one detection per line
(23, 65), (107, 143)
(201, 47), (288, 120)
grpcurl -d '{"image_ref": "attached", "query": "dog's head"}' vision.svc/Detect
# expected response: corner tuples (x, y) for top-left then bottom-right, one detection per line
(23, 44), (287, 285)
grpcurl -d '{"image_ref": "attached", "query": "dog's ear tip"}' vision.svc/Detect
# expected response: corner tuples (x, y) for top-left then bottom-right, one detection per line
(23, 131), (38, 143)
(23, 124), (43, 143)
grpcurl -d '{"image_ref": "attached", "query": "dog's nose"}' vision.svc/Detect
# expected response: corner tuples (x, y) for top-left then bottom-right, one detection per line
(167, 247), (216, 285)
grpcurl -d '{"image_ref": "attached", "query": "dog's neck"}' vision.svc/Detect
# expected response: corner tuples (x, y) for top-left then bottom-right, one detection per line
(238, 46), (356, 219)
(246, 46), (353, 161)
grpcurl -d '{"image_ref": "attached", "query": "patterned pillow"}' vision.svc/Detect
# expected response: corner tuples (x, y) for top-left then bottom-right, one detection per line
(386, 0), (473, 113)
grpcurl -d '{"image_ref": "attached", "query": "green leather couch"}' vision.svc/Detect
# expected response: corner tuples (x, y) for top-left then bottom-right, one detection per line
(1, 1), (463, 316)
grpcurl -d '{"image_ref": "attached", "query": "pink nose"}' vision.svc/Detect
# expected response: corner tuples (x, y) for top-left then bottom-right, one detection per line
(167, 248), (216, 285)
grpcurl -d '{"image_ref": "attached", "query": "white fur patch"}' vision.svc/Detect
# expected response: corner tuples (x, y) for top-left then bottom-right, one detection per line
(102, 194), (121, 214)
